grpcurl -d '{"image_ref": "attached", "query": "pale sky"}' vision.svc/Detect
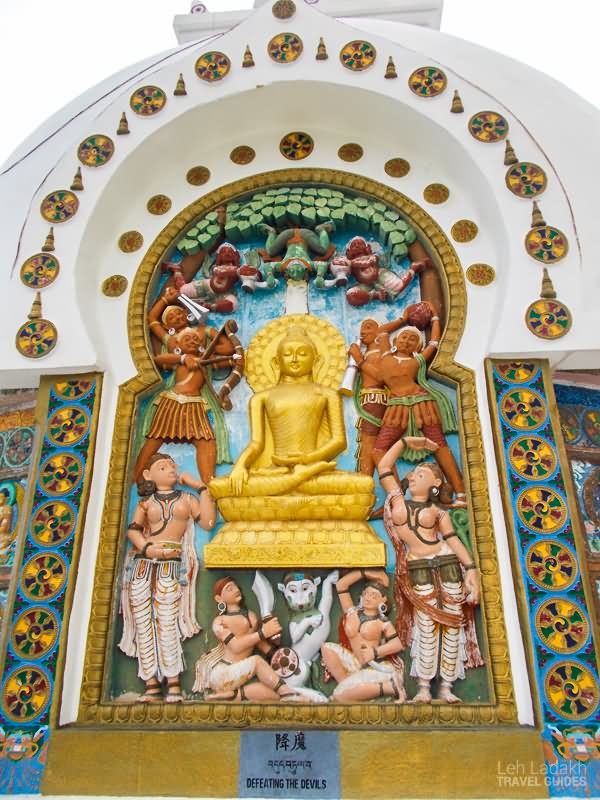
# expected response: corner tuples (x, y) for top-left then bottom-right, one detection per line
(0, 0), (598, 166)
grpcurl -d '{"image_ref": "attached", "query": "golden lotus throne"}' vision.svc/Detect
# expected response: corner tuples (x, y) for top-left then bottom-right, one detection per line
(205, 315), (386, 567)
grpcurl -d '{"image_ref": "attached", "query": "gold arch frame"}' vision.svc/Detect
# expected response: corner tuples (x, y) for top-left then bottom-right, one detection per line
(78, 168), (516, 727)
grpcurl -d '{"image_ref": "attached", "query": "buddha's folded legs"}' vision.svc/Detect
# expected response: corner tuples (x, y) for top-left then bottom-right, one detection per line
(210, 460), (337, 499)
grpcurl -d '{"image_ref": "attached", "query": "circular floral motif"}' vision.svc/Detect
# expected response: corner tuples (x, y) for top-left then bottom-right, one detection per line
(147, 194), (172, 215)
(340, 40), (376, 71)
(500, 388), (547, 430)
(130, 85), (167, 116)
(47, 406), (90, 447)
(384, 158), (410, 178)
(54, 380), (93, 400)
(12, 607), (60, 660)
(525, 226), (569, 264)
(505, 162), (547, 198)
(526, 539), (577, 591)
(21, 552), (67, 601)
(268, 33), (303, 63)
(545, 662), (599, 720)
(468, 111), (509, 143)
(186, 166), (211, 186)
(230, 146), (256, 165)
(559, 407), (582, 445)
(195, 51), (231, 81)
(517, 486), (568, 534)
(583, 467), (600, 526)
(5, 428), (34, 469)
(102, 275), (128, 297)
(40, 191), (79, 223)
(525, 299), (572, 340)
(408, 66), (447, 97)
(39, 453), (83, 496)
(509, 436), (557, 481)
(451, 220), (478, 243)
(583, 410), (600, 447)
(118, 231), (143, 253)
(466, 263), (495, 286)
(423, 183), (449, 204)
(2, 666), (51, 722)
(77, 134), (114, 167)
(271, 646), (300, 678)
(20, 254), (60, 289)
(496, 362), (539, 384)
(272, 0), (296, 18)
(536, 599), (589, 655)
(16, 320), (58, 359)
(279, 131), (314, 160)
(31, 500), (76, 547)
(338, 143), (363, 162)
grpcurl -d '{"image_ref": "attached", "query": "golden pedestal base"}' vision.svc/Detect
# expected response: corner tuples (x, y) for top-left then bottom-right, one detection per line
(204, 520), (386, 568)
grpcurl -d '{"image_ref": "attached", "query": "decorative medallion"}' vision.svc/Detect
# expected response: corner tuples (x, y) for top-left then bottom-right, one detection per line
(129, 85), (167, 116)
(279, 131), (314, 161)
(20, 254), (60, 289)
(505, 162), (547, 198)
(147, 194), (172, 215)
(271, 646), (300, 678)
(40, 191), (79, 223)
(583, 467), (600, 526)
(466, 263), (495, 286)
(408, 66), (447, 97)
(509, 436), (557, 481)
(536, 599), (589, 654)
(525, 299), (572, 340)
(272, 0), (296, 18)
(268, 33), (303, 63)
(186, 166), (211, 186)
(559, 407), (582, 445)
(20, 552), (68, 601)
(451, 220), (478, 243)
(384, 158), (410, 178)
(15, 319), (58, 359)
(526, 539), (577, 591)
(230, 146), (256, 165)
(516, 486), (568, 534)
(194, 51), (231, 81)
(338, 143), (363, 162)
(77, 134), (115, 167)
(423, 183), (449, 204)
(54, 380), (93, 400)
(118, 231), (143, 253)
(545, 662), (599, 720)
(47, 406), (90, 447)
(102, 275), (128, 297)
(12, 607), (60, 660)
(582, 410), (600, 446)
(468, 111), (509, 143)
(39, 453), (83, 496)
(4, 428), (34, 469)
(525, 226), (569, 264)
(1, 666), (51, 722)
(340, 40), (376, 71)
(500, 388), (547, 430)
(496, 362), (538, 384)
(30, 500), (76, 547)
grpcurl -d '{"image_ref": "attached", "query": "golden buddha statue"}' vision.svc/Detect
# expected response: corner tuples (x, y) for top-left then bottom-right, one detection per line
(206, 315), (386, 568)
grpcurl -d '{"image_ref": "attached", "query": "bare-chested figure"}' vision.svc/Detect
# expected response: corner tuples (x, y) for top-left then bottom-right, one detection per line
(193, 577), (303, 702)
(321, 569), (405, 703)
(119, 453), (216, 703)
(378, 436), (483, 703)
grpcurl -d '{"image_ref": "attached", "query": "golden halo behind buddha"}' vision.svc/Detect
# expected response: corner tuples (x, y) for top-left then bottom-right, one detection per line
(245, 314), (347, 393)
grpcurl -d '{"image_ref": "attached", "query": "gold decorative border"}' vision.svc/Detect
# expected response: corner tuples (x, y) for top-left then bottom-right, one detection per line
(78, 168), (516, 727)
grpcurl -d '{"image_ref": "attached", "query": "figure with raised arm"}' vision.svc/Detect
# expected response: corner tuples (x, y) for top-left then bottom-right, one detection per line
(321, 569), (405, 703)
(119, 453), (215, 703)
(377, 437), (484, 703)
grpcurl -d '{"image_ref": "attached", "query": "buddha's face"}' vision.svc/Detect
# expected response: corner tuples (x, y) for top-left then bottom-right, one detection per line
(277, 337), (316, 378)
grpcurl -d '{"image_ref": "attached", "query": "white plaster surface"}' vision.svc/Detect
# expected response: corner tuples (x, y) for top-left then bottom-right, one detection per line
(3, 0), (599, 732)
